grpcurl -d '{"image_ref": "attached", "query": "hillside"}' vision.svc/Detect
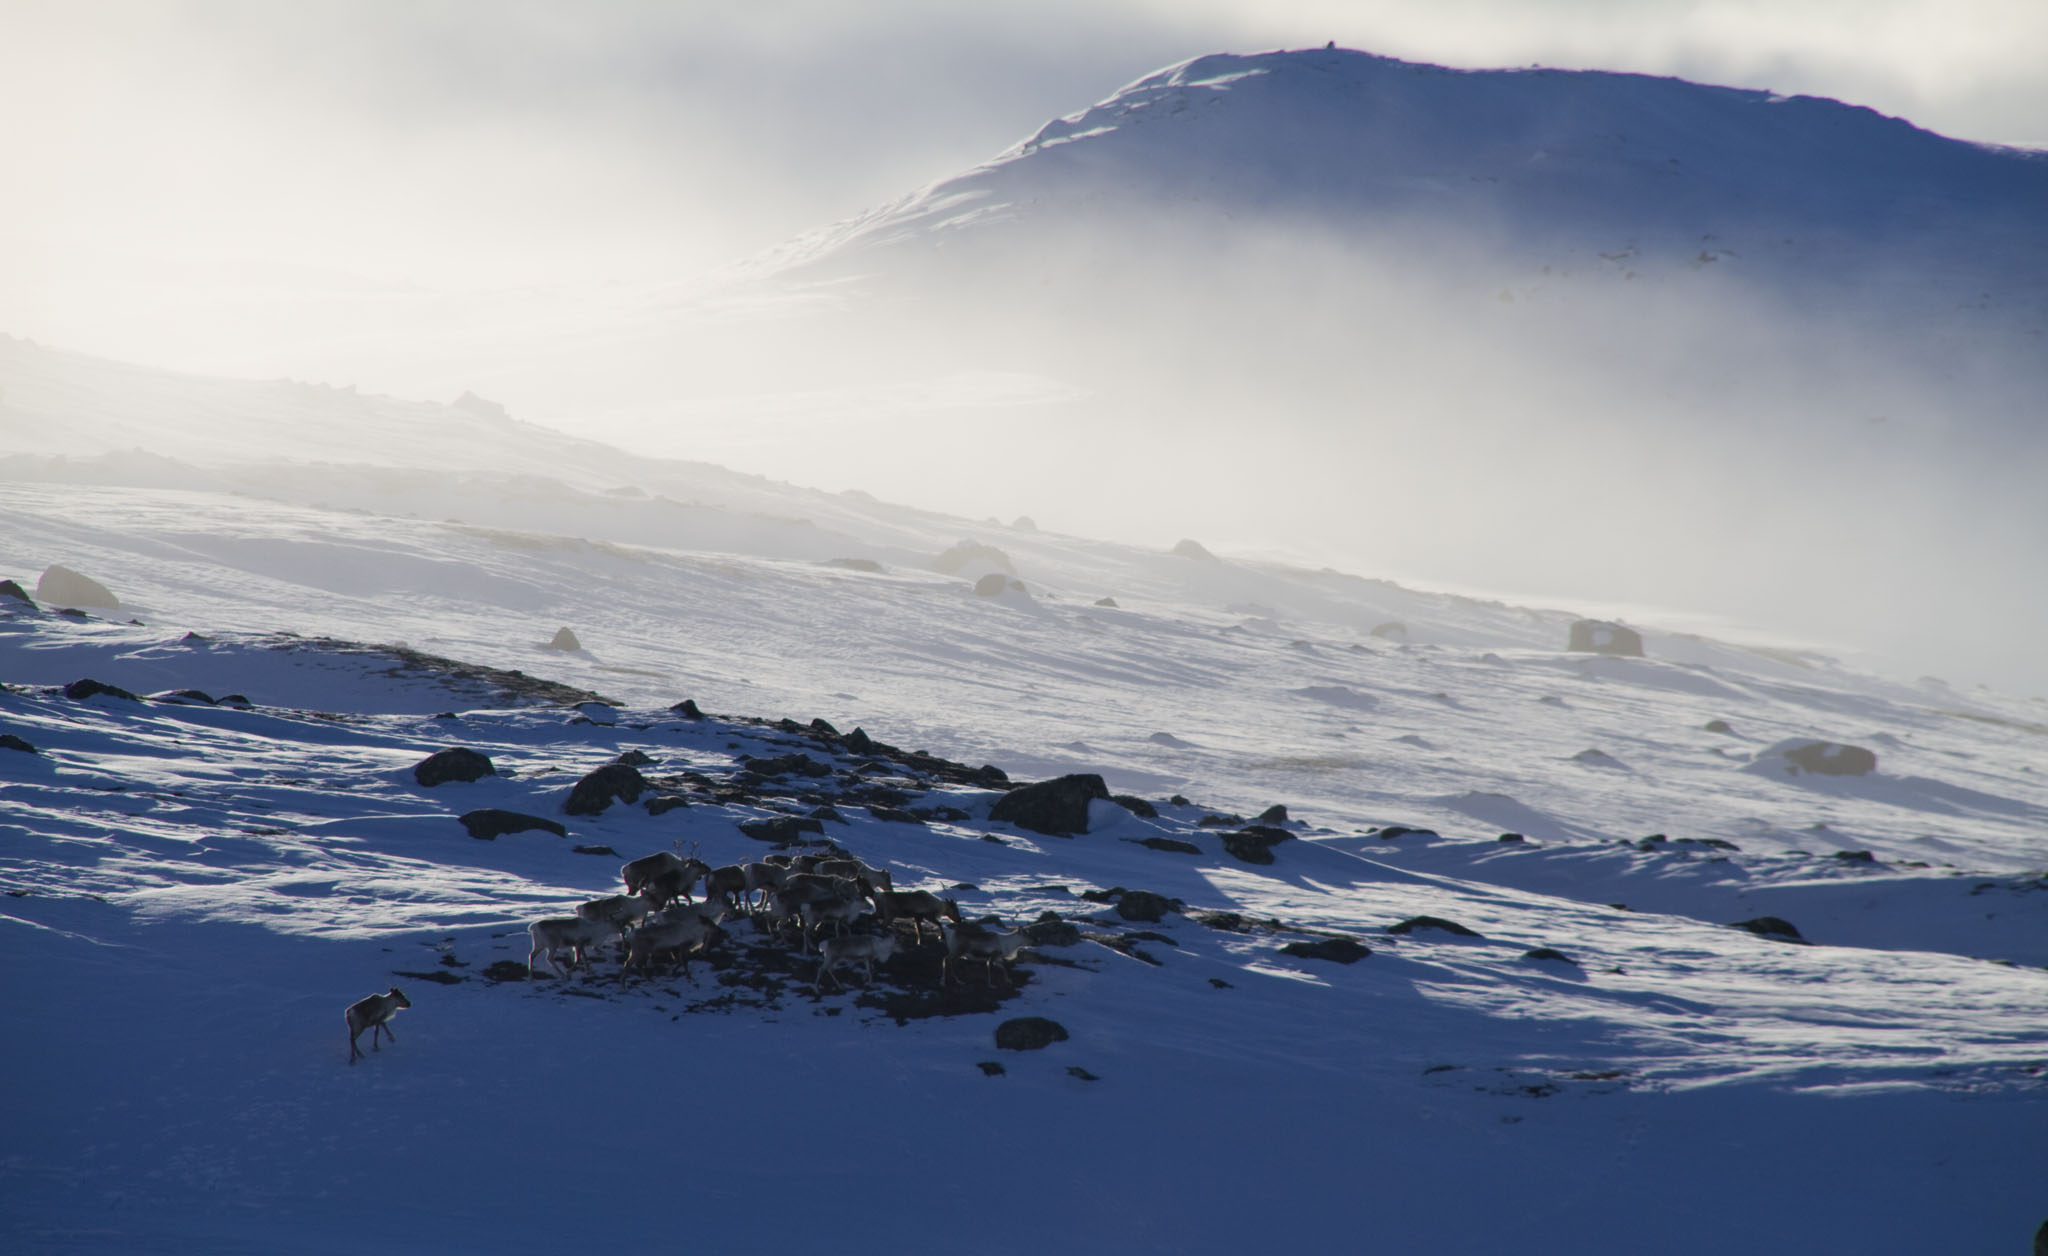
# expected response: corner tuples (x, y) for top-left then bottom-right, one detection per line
(5, 335), (2048, 1250)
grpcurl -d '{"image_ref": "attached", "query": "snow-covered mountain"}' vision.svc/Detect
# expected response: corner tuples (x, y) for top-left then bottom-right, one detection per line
(5, 322), (2048, 1251)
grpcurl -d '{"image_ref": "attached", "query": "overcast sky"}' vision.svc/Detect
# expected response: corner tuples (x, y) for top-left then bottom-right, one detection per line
(3, 0), (2043, 382)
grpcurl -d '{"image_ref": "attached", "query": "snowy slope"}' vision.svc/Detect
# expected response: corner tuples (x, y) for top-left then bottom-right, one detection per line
(4, 336), (2048, 1251)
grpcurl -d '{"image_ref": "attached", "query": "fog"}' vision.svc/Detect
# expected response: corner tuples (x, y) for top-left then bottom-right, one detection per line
(3, 2), (2044, 692)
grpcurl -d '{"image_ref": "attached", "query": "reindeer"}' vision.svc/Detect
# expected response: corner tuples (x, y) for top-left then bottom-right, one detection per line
(799, 894), (870, 953)
(875, 889), (962, 945)
(528, 916), (624, 978)
(619, 914), (723, 983)
(816, 933), (898, 992)
(576, 892), (658, 960)
(702, 864), (750, 914)
(346, 988), (411, 1064)
(622, 847), (708, 907)
(814, 857), (892, 901)
(741, 861), (789, 911)
(941, 920), (1028, 987)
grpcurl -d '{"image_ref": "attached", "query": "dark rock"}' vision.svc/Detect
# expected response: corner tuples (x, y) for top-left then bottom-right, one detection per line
(1194, 912), (1256, 933)
(644, 796), (691, 816)
(563, 763), (648, 816)
(995, 1017), (1070, 1051)
(1168, 795), (1190, 806)
(1113, 890), (1178, 923)
(1020, 915), (1082, 947)
(1729, 916), (1806, 942)
(37, 564), (119, 609)
(2035, 1218), (2048, 1256)
(972, 573), (1010, 597)
(1636, 833), (1669, 850)
(1783, 741), (1878, 776)
(1135, 837), (1200, 855)
(481, 960), (533, 982)
(1255, 804), (1290, 824)
(670, 699), (703, 718)
(543, 626), (582, 651)
(746, 753), (832, 779)
(63, 678), (140, 702)
(149, 689), (217, 705)
(218, 694), (251, 706)
(1111, 794), (1158, 818)
(843, 727), (874, 754)
(1280, 937), (1371, 964)
(1568, 619), (1644, 656)
(738, 815), (825, 843)
(1498, 832), (1527, 843)
(1374, 824), (1440, 841)
(572, 844), (618, 856)
(1699, 838), (1741, 850)
(1094, 596), (1119, 608)
(1197, 813), (1243, 827)
(1832, 849), (1876, 863)
(0, 733), (38, 754)
(1705, 719), (1735, 734)
(977, 1060), (1007, 1076)
(988, 773), (1110, 837)
(413, 747), (495, 787)
(809, 717), (839, 736)
(1066, 1066), (1100, 1082)
(1522, 947), (1576, 964)
(810, 804), (845, 823)
(1387, 916), (1484, 938)
(0, 579), (35, 606)
(614, 749), (653, 767)
(933, 540), (1014, 575)
(1218, 826), (1292, 865)
(1171, 538), (1217, 560)
(460, 809), (567, 840)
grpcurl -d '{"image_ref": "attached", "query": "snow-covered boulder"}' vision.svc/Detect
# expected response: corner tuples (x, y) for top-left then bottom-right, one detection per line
(989, 773), (1110, 836)
(1750, 738), (1878, 777)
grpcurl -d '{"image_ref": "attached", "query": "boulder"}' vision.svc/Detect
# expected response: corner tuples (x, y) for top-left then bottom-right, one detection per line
(1094, 596), (1119, 608)
(1729, 916), (1806, 942)
(739, 816), (826, 843)
(994, 1017), (1069, 1051)
(1280, 937), (1371, 964)
(1255, 804), (1290, 824)
(988, 773), (1110, 837)
(0, 579), (34, 606)
(1020, 914), (1083, 947)
(972, 572), (1010, 597)
(1219, 826), (1292, 865)
(460, 809), (567, 840)
(36, 565), (119, 610)
(1567, 619), (1644, 657)
(1387, 916), (1484, 938)
(1110, 795), (1157, 818)
(0, 733), (38, 754)
(1112, 890), (1178, 923)
(1705, 719), (1735, 734)
(932, 540), (1014, 575)
(63, 678), (139, 702)
(563, 763), (648, 816)
(669, 698), (703, 718)
(1135, 837), (1200, 854)
(1522, 947), (1576, 964)
(1171, 538), (1217, 560)
(1782, 740), (1878, 777)
(828, 557), (883, 572)
(645, 796), (691, 816)
(544, 627), (582, 651)
(1369, 621), (1408, 641)
(413, 747), (495, 787)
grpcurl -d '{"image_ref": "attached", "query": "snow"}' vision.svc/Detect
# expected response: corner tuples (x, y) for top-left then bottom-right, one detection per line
(6, 46), (2048, 1255)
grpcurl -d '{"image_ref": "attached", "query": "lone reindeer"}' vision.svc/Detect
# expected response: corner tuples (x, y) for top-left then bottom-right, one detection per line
(346, 987), (411, 1064)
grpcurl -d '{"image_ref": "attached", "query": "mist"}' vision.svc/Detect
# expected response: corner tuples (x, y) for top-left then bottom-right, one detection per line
(3, 4), (2044, 692)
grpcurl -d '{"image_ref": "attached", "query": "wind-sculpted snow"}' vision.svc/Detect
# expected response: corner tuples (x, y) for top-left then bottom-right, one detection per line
(3, 610), (2046, 1252)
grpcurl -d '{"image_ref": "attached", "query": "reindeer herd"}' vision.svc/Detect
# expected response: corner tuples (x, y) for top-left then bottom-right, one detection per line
(526, 846), (1031, 994)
